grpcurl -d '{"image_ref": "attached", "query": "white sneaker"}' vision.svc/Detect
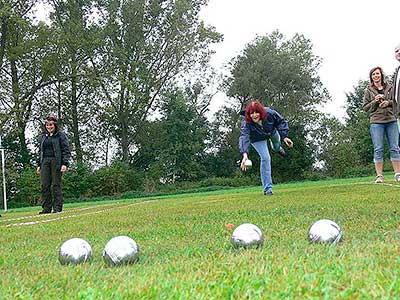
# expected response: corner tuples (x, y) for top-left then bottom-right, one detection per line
(394, 173), (400, 182)
(375, 175), (384, 183)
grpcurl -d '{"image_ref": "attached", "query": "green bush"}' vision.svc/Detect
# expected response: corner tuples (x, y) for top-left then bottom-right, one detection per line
(13, 167), (41, 207)
(63, 163), (93, 198)
(86, 161), (144, 197)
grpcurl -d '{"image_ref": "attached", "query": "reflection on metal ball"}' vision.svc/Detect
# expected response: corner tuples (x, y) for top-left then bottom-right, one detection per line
(58, 238), (93, 265)
(231, 223), (263, 248)
(103, 235), (140, 266)
(308, 219), (342, 245)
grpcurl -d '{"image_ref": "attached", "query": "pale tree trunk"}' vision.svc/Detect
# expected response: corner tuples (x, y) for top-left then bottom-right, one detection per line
(11, 59), (30, 167)
(70, 53), (83, 164)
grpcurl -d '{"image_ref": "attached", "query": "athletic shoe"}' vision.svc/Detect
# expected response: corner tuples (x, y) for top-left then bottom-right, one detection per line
(264, 190), (274, 196)
(375, 175), (384, 184)
(395, 173), (400, 182)
(39, 210), (51, 214)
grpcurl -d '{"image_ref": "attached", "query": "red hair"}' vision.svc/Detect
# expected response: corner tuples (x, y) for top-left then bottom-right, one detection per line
(244, 101), (267, 123)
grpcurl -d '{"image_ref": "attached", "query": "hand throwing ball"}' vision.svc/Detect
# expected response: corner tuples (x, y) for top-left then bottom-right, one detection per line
(244, 159), (252, 169)
(231, 223), (263, 248)
(103, 235), (139, 266)
(308, 219), (342, 245)
(59, 238), (93, 265)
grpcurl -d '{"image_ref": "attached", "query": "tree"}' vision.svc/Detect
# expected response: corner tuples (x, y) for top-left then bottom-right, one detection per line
(207, 102), (242, 177)
(134, 89), (209, 183)
(225, 30), (330, 125)
(311, 80), (373, 177)
(90, 0), (222, 162)
(345, 80), (369, 124)
(0, 0), (57, 167)
(34, 0), (105, 165)
(210, 31), (326, 179)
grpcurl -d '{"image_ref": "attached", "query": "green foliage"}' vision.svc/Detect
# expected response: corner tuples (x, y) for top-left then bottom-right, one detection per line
(313, 80), (377, 177)
(226, 30), (330, 124)
(134, 89), (209, 183)
(87, 161), (144, 197)
(62, 163), (94, 198)
(272, 124), (314, 182)
(210, 30), (328, 184)
(206, 103), (243, 177)
(91, 0), (222, 162)
(1, 1), (389, 208)
(345, 80), (370, 123)
(12, 167), (41, 207)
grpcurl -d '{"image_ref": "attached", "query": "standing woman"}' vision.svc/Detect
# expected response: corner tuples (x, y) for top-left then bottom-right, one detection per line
(239, 101), (294, 195)
(363, 66), (400, 183)
(36, 115), (71, 214)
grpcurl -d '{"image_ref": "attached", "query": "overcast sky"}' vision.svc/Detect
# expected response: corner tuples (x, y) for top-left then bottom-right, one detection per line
(200, 0), (400, 119)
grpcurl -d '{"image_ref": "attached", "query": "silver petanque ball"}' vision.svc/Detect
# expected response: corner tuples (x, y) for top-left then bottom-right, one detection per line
(58, 238), (93, 265)
(103, 236), (140, 266)
(244, 159), (252, 169)
(308, 219), (342, 245)
(231, 223), (263, 248)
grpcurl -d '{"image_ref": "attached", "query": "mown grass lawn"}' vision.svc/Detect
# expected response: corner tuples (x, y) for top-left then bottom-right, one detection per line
(1, 177), (400, 299)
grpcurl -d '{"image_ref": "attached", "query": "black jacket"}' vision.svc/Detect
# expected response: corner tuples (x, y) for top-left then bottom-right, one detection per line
(39, 131), (71, 169)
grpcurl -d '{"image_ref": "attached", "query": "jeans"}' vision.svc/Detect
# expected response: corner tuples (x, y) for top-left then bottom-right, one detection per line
(370, 121), (400, 163)
(251, 130), (283, 192)
(41, 157), (63, 212)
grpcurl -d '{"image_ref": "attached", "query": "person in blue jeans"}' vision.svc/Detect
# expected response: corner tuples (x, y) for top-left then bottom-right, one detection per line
(363, 66), (400, 183)
(239, 101), (293, 195)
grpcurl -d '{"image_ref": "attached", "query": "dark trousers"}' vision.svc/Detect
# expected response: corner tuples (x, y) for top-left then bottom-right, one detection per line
(41, 157), (63, 212)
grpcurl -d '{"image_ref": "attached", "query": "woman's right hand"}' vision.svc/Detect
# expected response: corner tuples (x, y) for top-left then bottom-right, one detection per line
(240, 153), (249, 171)
(374, 95), (384, 103)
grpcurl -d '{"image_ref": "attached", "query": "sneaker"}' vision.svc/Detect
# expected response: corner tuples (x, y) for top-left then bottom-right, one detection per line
(264, 190), (274, 196)
(39, 210), (51, 215)
(395, 173), (400, 182)
(375, 175), (384, 184)
(52, 210), (62, 214)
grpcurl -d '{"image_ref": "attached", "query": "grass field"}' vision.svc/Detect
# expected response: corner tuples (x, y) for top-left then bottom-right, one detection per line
(1, 177), (400, 299)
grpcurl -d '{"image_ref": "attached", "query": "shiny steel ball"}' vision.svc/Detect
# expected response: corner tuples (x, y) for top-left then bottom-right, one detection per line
(58, 238), (93, 265)
(103, 236), (139, 266)
(231, 223), (263, 248)
(244, 159), (252, 169)
(308, 219), (342, 245)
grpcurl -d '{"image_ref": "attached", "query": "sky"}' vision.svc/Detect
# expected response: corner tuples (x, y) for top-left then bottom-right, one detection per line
(199, 0), (400, 119)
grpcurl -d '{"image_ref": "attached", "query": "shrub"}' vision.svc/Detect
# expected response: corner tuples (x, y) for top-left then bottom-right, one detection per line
(86, 162), (144, 197)
(13, 167), (41, 206)
(63, 163), (93, 198)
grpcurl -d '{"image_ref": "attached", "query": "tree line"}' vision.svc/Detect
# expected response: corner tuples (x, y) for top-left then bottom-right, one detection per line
(0, 0), (380, 207)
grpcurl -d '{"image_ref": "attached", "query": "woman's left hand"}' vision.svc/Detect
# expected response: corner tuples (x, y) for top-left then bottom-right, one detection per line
(283, 137), (294, 148)
(60, 165), (68, 173)
(379, 100), (390, 108)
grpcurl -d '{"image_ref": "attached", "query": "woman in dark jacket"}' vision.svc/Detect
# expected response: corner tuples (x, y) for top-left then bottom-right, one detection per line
(239, 101), (293, 195)
(36, 115), (71, 214)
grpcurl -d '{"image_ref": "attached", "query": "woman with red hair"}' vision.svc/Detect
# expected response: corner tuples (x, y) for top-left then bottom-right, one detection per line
(239, 101), (293, 195)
